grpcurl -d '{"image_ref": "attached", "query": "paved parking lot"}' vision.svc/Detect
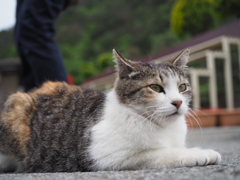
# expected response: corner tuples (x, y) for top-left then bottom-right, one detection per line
(0, 126), (239, 180)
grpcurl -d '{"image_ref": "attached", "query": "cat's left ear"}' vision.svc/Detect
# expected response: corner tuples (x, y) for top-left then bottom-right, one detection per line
(113, 49), (136, 78)
(171, 48), (190, 69)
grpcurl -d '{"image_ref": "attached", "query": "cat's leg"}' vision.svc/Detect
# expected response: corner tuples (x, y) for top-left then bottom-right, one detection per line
(121, 148), (221, 169)
(0, 153), (18, 173)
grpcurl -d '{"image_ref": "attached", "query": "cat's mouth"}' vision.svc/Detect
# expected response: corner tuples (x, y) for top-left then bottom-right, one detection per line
(167, 111), (179, 117)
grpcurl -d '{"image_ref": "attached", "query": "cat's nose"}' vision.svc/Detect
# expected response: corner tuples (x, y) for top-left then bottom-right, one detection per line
(171, 100), (182, 109)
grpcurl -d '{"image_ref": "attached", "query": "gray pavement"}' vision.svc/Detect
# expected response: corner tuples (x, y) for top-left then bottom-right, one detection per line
(0, 126), (240, 180)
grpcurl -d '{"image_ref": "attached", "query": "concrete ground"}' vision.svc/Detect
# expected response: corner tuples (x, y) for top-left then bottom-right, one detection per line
(0, 126), (239, 180)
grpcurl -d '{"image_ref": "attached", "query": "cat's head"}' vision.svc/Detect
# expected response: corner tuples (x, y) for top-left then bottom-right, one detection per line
(113, 49), (192, 126)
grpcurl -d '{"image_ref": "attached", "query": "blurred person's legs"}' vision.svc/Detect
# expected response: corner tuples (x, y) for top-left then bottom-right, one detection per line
(15, 0), (69, 92)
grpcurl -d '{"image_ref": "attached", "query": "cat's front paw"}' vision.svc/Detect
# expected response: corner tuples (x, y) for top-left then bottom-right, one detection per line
(180, 148), (221, 167)
(206, 149), (221, 165)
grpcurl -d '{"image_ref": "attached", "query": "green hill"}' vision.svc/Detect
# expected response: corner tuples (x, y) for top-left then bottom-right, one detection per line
(0, 0), (237, 84)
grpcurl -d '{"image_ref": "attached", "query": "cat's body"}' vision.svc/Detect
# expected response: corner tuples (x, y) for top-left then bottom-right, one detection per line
(0, 82), (105, 172)
(0, 49), (221, 173)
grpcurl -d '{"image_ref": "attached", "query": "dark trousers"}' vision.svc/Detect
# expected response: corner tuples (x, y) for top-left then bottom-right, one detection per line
(15, 0), (69, 92)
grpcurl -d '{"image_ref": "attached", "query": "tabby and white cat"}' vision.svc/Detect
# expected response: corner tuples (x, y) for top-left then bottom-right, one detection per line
(0, 49), (221, 173)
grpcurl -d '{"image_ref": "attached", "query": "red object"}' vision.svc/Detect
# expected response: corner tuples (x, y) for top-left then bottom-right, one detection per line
(67, 74), (74, 84)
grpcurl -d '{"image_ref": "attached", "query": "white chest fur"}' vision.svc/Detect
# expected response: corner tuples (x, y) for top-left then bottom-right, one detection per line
(89, 91), (187, 170)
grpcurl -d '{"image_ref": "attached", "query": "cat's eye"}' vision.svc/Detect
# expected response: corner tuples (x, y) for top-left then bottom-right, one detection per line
(178, 84), (187, 92)
(149, 84), (164, 93)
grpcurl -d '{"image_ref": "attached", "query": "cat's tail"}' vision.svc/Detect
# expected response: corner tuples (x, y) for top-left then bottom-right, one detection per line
(0, 153), (18, 173)
(0, 92), (36, 173)
(0, 119), (23, 173)
(0, 118), (23, 173)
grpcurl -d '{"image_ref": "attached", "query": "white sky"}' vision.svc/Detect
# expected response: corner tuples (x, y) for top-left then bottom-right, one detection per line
(0, 0), (16, 32)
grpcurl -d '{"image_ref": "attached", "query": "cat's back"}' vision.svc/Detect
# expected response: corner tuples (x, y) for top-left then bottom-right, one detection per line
(29, 81), (105, 122)
(0, 81), (106, 172)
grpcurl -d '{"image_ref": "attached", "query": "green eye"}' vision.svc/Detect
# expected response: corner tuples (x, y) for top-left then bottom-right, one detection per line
(178, 84), (187, 92)
(149, 84), (164, 93)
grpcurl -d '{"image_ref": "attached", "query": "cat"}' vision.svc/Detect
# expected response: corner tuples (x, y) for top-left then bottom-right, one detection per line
(0, 49), (221, 173)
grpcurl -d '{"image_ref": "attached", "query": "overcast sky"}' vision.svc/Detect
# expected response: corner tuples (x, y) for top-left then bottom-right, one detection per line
(0, 0), (16, 32)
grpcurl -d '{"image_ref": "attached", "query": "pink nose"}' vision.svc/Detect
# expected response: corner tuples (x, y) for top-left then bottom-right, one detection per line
(171, 100), (182, 109)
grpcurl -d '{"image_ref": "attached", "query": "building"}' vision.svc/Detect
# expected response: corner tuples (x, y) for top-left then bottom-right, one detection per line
(0, 60), (21, 110)
(83, 20), (240, 111)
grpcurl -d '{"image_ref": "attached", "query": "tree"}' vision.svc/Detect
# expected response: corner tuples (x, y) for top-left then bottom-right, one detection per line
(171, 0), (218, 37)
(171, 0), (240, 38)
(216, 0), (240, 18)
(55, 0), (178, 84)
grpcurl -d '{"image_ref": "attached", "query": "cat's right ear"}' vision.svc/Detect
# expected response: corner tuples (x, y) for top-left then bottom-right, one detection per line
(171, 48), (190, 69)
(113, 49), (135, 78)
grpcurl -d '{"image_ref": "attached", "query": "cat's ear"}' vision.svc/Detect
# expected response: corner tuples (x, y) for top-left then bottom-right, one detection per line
(171, 48), (190, 69)
(113, 49), (136, 77)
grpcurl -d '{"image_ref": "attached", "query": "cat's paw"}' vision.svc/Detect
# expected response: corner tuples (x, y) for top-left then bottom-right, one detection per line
(179, 148), (221, 167)
(206, 149), (221, 165)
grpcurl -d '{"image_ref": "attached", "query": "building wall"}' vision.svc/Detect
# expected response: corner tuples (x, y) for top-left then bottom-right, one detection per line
(0, 61), (20, 110)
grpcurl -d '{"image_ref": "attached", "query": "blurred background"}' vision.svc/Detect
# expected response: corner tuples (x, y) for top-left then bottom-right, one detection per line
(0, 0), (240, 127)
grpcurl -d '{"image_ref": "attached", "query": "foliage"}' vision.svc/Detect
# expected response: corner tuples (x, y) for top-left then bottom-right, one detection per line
(171, 0), (219, 37)
(216, 0), (240, 18)
(150, 30), (183, 54)
(0, 30), (18, 60)
(54, 0), (178, 84)
(96, 53), (114, 71)
(0, 0), (184, 84)
(1, 0), (239, 84)
(171, 0), (240, 38)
